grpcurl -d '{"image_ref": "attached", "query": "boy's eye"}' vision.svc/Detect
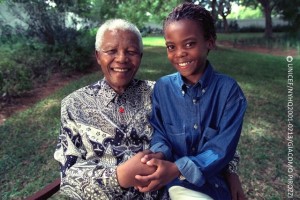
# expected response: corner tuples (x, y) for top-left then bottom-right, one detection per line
(166, 45), (175, 51)
(186, 42), (195, 48)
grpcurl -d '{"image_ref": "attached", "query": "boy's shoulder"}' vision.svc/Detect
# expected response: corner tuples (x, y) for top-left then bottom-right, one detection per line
(156, 72), (178, 83)
(214, 72), (238, 85)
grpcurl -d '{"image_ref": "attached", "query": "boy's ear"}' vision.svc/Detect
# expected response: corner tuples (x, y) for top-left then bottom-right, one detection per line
(207, 38), (216, 50)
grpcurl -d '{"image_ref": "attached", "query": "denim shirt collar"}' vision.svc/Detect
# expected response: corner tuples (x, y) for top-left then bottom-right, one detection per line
(177, 61), (215, 95)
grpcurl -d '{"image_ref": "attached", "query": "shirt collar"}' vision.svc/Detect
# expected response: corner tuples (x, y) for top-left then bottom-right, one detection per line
(98, 78), (139, 107)
(178, 61), (215, 95)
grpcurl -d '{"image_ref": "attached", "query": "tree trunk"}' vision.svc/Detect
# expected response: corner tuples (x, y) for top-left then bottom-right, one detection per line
(222, 15), (229, 32)
(211, 0), (218, 21)
(264, 4), (273, 38)
(259, 0), (273, 38)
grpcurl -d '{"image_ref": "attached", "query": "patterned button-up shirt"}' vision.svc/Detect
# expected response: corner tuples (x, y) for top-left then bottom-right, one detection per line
(54, 79), (168, 200)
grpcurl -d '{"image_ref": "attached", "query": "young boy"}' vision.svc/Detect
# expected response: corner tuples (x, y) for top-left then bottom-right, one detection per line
(136, 3), (247, 200)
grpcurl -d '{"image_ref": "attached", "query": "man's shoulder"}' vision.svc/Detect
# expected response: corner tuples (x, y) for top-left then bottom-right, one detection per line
(62, 80), (101, 103)
(140, 79), (156, 87)
(134, 79), (156, 91)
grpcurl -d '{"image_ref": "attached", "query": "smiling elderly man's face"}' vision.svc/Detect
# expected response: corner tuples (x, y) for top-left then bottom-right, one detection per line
(96, 29), (142, 94)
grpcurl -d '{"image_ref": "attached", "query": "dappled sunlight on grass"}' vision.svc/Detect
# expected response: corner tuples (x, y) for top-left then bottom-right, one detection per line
(34, 99), (61, 116)
(143, 36), (166, 47)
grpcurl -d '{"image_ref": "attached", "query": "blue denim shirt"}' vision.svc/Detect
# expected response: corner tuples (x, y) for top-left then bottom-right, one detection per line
(150, 62), (247, 199)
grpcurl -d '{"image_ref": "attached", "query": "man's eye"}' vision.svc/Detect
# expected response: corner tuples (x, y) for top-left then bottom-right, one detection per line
(127, 51), (139, 56)
(104, 50), (116, 55)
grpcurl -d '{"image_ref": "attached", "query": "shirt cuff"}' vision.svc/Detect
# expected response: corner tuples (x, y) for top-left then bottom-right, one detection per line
(150, 142), (172, 161)
(226, 158), (239, 174)
(175, 156), (205, 187)
(110, 168), (124, 193)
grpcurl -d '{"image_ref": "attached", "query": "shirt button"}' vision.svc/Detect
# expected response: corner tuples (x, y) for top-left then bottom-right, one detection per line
(181, 90), (185, 95)
(193, 124), (198, 129)
(193, 99), (197, 104)
(215, 183), (219, 188)
(192, 147), (196, 151)
(202, 89), (206, 93)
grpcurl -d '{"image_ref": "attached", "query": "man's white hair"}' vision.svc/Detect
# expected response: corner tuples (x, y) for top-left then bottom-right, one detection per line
(95, 19), (143, 53)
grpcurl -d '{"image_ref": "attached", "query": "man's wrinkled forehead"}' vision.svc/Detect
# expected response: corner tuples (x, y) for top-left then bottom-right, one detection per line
(101, 29), (140, 49)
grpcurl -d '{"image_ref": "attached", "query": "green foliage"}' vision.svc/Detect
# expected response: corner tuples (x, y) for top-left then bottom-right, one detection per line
(53, 29), (96, 73)
(238, 0), (299, 38)
(0, 58), (32, 97)
(275, 0), (300, 35)
(227, 6), (263, 19)
(88, 0), (181, 29)
(0, 29), (95, 98)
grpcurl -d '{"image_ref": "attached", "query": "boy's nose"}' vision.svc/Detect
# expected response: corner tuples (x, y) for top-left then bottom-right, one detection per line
(175, 49), (187, 58)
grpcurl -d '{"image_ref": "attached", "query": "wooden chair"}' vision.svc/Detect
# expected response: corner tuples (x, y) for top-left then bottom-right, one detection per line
(25, 178), (61, 200)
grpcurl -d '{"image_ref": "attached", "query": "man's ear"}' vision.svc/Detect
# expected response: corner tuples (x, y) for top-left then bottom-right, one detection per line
(95, 50), (101, 65)
(95, 50), (99, 58)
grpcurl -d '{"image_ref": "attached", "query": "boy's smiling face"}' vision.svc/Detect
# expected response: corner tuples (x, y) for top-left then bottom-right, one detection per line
(164, 19), (214, 85)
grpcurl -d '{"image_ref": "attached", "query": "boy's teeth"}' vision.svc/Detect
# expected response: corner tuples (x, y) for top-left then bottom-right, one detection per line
(179, 62), (190, 66)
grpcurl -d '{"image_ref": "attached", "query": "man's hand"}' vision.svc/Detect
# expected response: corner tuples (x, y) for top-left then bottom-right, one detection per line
(116, 151), (156, 188)
(225, 173), (246, 200)
(135, 158), (180, 192)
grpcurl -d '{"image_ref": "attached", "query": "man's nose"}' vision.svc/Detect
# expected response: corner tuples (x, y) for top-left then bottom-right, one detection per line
(115, 51), (128, 63)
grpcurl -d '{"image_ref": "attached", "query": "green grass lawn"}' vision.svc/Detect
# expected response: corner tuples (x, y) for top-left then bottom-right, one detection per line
(0, 37), (299, 200)
(217, 32), (300, 51)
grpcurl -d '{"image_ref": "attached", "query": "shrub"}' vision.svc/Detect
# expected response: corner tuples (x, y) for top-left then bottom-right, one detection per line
(56, 29), (95, 73)
(0, 58), (33, 99)
(0, 29), (95, 99)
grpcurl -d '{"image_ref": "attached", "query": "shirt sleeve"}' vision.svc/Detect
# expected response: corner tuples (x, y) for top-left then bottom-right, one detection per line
(53, 98), (123, 199)
(179, 86), (247, 186)
(149, 84), (173, 160)
(150, 83), (247, 187)
(226, 151), (240, 174)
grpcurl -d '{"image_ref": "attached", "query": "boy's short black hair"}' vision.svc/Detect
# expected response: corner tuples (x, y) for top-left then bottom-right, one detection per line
(163, 2), (216, 41)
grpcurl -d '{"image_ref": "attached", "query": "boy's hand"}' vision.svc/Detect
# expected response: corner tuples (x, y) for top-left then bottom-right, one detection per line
(135, 158), (180, 192)
(140, 152), (164, 164)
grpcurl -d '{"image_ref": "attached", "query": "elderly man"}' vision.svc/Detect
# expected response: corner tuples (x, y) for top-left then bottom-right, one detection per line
(54, 19), (244, 200)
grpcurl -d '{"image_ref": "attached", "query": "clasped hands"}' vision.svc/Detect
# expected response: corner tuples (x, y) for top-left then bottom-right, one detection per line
(116, 150), (180, 193)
